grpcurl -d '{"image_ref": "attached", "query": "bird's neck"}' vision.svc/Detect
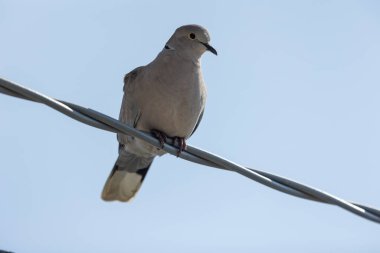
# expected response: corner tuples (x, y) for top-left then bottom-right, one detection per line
(148, 52), (202, 90)
(157, 48), (201, 67)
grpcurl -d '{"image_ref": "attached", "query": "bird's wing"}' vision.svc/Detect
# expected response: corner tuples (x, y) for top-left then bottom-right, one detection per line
(189, 108), (204, 137)
(117, 66), (144, 144)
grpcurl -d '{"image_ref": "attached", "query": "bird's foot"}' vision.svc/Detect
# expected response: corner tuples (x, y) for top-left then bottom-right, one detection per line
(173, 137), (187, 156)
(151, 129), (167, 149)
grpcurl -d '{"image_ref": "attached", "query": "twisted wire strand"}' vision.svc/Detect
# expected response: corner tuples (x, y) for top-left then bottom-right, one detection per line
(1, 77), (379, 224)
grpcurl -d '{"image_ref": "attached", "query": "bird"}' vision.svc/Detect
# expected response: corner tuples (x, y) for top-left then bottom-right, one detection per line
(101, 24), (217, 202)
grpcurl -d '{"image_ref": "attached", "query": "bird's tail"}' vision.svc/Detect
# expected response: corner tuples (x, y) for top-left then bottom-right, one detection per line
(101, 151), (154, 202)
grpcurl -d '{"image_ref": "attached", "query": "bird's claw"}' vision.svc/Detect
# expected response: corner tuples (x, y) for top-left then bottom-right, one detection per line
(151, 129), (167, 148)
(151, 130), (186, 156)
(173, 137), (187, 156)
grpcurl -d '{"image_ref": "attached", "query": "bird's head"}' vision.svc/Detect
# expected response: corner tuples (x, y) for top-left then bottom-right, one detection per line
(165, 24), (217, 60)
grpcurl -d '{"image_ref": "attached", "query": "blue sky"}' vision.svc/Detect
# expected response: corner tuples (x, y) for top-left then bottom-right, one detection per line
(1, 0), (380, 252)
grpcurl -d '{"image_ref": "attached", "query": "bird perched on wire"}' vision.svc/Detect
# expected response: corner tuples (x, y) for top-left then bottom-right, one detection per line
(101, 24), (217, 202)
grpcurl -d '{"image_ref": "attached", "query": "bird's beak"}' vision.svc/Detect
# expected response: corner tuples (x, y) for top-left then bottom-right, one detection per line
(201, 42), (218, 55)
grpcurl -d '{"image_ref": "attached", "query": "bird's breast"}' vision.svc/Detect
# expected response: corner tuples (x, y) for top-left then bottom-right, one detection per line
(137, 66), (206, 138)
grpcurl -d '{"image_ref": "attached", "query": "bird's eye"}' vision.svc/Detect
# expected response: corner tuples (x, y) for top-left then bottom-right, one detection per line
(189, 33), (196, 40)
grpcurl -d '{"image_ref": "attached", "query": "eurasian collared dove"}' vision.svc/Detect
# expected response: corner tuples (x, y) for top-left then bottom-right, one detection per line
(101, 24), (217, 202)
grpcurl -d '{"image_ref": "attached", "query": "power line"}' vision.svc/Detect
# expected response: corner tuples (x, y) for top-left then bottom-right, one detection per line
(1, 77), (379, 224)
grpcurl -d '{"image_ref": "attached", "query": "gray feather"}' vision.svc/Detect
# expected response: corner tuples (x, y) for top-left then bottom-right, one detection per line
(101, 151), (154, 202)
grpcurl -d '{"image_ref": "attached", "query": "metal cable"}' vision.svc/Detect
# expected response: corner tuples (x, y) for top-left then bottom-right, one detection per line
(1, 77), (379, 224)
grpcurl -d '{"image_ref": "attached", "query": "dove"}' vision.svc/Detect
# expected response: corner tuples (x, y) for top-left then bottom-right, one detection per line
(101, 24), (217, 202)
